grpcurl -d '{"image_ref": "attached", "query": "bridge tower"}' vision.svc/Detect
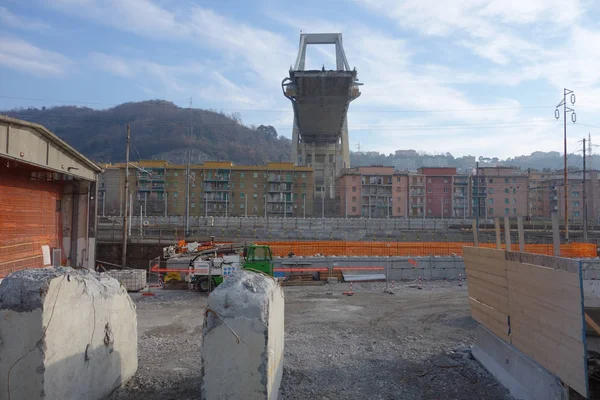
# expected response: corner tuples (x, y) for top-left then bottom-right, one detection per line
(282, 33), (361, 216)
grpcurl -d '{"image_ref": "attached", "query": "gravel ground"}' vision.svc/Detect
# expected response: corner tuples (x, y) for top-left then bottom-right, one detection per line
(107, 280), (513, 400)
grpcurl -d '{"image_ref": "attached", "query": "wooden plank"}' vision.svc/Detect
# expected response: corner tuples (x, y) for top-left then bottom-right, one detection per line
(472, 220), (479, 247)
(506, 258), (587, 398)
(552, 211), (560, 256)
(504, 216), (511, 251)
(469, 297), (509, 341)
(586, 312), (600, 336)
(517, 216), (525, 253)
(477, 247), (506, 260)
(468, 282), (509, 315)
(464, 256), (508, 278)
(494, 217), (502, 249)
(466, 269), (507, 288)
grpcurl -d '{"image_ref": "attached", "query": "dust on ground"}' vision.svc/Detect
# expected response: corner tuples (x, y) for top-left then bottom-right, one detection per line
(107, 281), (512, 400)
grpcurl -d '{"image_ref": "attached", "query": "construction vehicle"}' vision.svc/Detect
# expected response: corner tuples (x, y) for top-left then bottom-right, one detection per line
(163, 242), (274, 292)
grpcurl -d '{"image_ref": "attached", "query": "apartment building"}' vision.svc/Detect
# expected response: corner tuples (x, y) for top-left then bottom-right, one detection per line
(528, 170), (549, 218)
(478, 167), (528, 218)
(98, 161), (314, 217)
(452, 174), (471, 218)
(336, 166), (409, 217)
(408, 173), (426, 218)
(419, 167), (456, 218)
(539, 170), (600, 221)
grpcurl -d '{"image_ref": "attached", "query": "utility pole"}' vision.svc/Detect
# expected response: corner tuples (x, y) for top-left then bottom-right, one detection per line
(121, 124), (130, 268)
(583, 137), (588, 242)
(185, 150), (190, 235)
(475, 161), (479, 222)
(303, 193), (306, 218)
(555, 88), (576, 240)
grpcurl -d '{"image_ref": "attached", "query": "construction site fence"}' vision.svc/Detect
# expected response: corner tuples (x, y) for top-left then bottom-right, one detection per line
(256, 241), (597, 258)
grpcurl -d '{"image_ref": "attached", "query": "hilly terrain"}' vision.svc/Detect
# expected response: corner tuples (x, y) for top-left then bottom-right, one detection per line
(2, 100), (291, 165)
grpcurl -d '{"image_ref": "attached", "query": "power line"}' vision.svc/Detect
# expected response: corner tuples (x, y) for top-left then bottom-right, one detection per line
(0, 95), (563, 114)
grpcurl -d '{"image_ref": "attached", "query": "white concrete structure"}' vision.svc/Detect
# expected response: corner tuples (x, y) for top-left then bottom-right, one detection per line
(201, 270), (284, 400)
(0, 267), (137, 400)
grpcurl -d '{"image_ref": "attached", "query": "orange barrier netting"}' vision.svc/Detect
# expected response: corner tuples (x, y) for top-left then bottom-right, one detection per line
(256, 241), (597, 258)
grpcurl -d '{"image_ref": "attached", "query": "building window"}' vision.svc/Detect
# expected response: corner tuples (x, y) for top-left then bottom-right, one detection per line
(173, 192), (178, 198)
(428, 208), (432, 214)
(253, 183), (257, 189)
(240, 192), (244, 198)
(504, 188), (508, 194)
(573, 192), (580, 197)
(352, 186), (356, 192)
(512, 188), (516, 194)
(240, 204), (244, 209)
(444, 178), (448, 183)
(574, 211), (580, 217)
(397, 207), (401, 212)
(427, 178), (432, 183)
(352, 207), (356, 212)
(504, 198), (509, 204)
(231, 183), (235, 189)
(443, 188), (448, 193)
(512, 178), (516, 183)
(489, 198), (494, 205)
(191, 192), (195, 198)
(241, 172), (245, 178)
(397, 177), (401, 182)
(253, 172), (258, 178)
(352, 196), (356, 202)
(240, 183), (244, 188)
(505, 208), (509, 215)
(302, 183), (306, 189)
(444, 198), (448, 203)
(513, 208), (516, 215)
(489, 188), (494, 194)
(513, 198), (516, 204)
(191, 203), (195, 208)
(504, 178), (509, 183)
(166, 172), (170, 177)
(573, 201), (580, 207)
(488, 178), (493, 183)
(489, 208), (494, 214)
(253, 193), (258, 199)
(174, 172), (179, 177)
(302, 173), (306, 179)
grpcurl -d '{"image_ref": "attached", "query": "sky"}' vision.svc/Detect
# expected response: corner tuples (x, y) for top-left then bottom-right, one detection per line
(2, 0), (600, 159)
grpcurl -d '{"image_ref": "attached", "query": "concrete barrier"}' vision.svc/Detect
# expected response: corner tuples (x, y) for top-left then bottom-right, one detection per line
(201, 270), (284, 400)
(0, 267), (137, 400)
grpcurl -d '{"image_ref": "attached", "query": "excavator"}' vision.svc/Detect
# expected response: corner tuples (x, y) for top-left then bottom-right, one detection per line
(162, 241), (274, 292)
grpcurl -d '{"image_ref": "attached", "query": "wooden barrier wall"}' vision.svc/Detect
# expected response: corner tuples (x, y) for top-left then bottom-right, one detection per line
(464, 247), (588, 398)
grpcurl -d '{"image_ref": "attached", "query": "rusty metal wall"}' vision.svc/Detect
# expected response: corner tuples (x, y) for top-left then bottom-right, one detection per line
(0, 163), (64, 277)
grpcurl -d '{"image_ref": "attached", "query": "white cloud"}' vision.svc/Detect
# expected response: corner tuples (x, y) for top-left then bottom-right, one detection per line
(0, 7), (50, 30)
(0, 37), (70, 76)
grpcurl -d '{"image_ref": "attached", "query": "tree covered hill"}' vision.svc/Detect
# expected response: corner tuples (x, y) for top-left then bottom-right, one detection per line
(2, 100), (291, 165)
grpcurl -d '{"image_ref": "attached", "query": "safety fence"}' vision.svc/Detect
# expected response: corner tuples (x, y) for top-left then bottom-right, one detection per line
(257, 241), (597, 258)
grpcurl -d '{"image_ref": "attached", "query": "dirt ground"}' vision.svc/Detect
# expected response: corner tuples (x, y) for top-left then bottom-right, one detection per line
(107, 280), (513, 400)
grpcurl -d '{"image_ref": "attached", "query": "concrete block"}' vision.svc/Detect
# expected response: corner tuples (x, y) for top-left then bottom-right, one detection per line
(472, 326), (569, 400)
(202, 270), (284, 400)
(0, 267), (137, 400)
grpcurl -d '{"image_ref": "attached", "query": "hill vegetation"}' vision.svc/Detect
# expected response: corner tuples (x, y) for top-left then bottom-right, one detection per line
(2, 100), (291, 165)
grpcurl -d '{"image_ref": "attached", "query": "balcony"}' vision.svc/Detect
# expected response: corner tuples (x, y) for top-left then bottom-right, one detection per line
(204, 175), (230, 182)
(454, 181), (468, 186)
(205, 184), (230, 192)
(268, 184), (292, 192)
(410, 203), (423, 208)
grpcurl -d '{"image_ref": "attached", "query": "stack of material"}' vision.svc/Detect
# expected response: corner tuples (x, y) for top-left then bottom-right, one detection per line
(282, 273), (325, 286)
(106, 269), (147, 292)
